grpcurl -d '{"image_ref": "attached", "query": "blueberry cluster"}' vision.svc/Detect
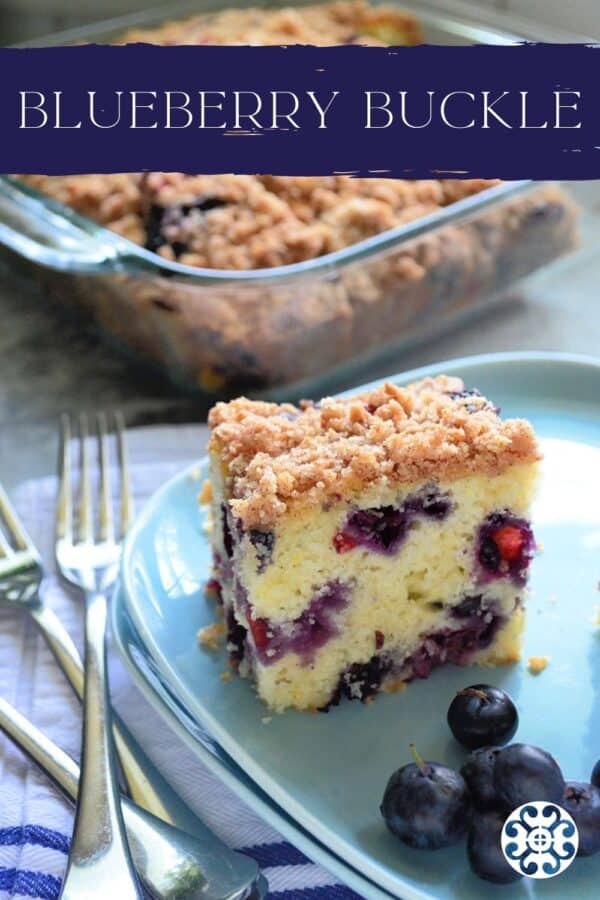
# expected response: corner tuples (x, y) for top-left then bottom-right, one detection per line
(247, 579), (349, 665)
(333, 486), (453, 556)
(380, 684), (600, 884)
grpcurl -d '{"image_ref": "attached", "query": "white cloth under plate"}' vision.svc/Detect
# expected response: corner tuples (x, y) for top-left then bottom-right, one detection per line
(0, 452), (363, 900)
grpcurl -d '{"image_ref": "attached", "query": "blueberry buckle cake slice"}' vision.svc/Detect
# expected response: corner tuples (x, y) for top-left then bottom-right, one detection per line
(207, 376), (540, 712)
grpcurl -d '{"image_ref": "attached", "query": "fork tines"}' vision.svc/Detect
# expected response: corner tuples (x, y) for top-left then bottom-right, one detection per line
(58, 413), (134, 545)
(0, 482), (39, 562)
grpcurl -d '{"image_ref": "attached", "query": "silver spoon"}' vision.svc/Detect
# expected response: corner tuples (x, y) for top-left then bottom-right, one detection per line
(0, 696), (267, 900)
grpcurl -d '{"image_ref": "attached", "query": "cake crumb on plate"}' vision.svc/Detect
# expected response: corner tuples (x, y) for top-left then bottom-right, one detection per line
(197, 622), (226, 650)
(198, 479), (213, 504)
(528, 655), (549, 674)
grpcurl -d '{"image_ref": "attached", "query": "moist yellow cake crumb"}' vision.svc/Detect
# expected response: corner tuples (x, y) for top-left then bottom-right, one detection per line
(198, 479), (213, 505)
(197, 622), (226, 650)
(528, 655), (550, 674)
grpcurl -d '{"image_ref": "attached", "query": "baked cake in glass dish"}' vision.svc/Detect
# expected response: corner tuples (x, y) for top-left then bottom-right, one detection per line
(15, 4), (579, 397)
(206, 376), (540, 712)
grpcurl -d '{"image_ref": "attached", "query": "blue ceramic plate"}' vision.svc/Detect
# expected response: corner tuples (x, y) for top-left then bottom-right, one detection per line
(119, 352), (600, 900)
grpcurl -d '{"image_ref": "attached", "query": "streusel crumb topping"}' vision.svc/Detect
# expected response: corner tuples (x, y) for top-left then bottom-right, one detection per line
(209, 376), (540, 527)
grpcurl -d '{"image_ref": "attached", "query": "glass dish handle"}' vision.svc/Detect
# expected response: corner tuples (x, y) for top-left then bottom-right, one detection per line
(0, 179), (149, 273)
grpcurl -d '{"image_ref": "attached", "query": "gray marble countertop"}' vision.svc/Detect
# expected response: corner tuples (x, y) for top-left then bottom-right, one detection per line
(2, 181), (599, 491)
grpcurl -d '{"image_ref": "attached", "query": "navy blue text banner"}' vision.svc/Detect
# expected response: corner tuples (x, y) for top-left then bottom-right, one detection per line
(3, 42), (600, 178)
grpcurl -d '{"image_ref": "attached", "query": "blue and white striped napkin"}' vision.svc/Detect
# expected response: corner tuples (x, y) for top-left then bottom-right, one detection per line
(0, 453), (364, 900)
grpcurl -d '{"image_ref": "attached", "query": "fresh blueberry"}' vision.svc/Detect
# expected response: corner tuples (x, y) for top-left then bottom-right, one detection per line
(380, 747), (472, 850)
(467, 809), (522, 884)
(561, 782), (600, 857)
(592, 760), (600, 790)
(494, 743), (565, 808)
(461, 747), (503, 810)
(447, 684), (518, 750)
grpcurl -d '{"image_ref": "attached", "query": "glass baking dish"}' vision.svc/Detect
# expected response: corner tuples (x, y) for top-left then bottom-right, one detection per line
(0, 1), (583, 401)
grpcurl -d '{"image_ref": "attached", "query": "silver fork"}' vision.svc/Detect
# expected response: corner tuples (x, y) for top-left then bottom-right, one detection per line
(0, 487), (265, 899)
(0, 696), (267, 899)
(55, 412), (142, 899)
(0, 480), (219, 838)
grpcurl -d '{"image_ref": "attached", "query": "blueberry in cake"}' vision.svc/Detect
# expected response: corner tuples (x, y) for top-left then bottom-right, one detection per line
(207, 376), (540, 712)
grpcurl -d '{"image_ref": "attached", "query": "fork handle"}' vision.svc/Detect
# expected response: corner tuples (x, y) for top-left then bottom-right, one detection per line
(31, 598), (196, 830)
(30, 603), (84, 697)
(0, 695), (80, 800)
(0, 695), (266, 900)
(61, 589), (142, 899)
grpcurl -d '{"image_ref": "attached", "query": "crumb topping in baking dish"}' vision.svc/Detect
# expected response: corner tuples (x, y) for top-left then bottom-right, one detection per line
(18, 1), (500, 270)
(119, 1), (423, 48)
(137, 173), (497, 269)
(208, 376), (540, 526)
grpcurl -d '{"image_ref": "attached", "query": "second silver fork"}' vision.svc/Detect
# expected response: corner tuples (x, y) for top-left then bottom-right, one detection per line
(56, 412), (142, 899)
(0, 480), (265, 899)
(0, 482), (214, 837)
